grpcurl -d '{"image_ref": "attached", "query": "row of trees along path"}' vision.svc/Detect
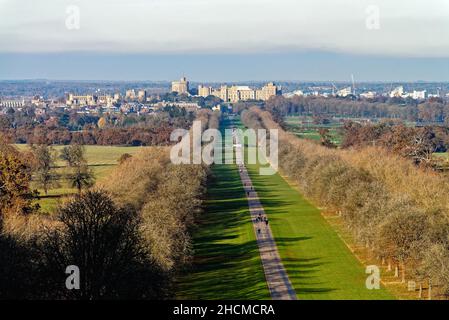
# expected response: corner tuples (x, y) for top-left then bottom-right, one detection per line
(233, 128), (297, 300)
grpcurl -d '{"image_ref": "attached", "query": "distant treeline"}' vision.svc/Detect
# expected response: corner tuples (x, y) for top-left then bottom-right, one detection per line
(1, 126), (179, 146)
(0, 106), (195, 146)
(265, 95), (449, 123)
(341, 121), (449, 165)
(242, 107), (449, 299)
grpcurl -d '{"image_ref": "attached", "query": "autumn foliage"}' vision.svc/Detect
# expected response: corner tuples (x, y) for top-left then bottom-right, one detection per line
(0, 110), (220, 299)
(242, 107), (449, 298)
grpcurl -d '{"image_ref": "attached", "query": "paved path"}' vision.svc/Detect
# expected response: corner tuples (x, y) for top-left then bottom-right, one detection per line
(233, 131), (297, 300)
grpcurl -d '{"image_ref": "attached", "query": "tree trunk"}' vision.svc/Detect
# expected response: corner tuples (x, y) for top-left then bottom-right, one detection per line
(381, 257), (385, 265)
(394, 265), (399, 278)
(387, 261), (391, 272)
(428, 280), (432, 300)
(418, 283), (422, 299)
(401, 262), (406, 283)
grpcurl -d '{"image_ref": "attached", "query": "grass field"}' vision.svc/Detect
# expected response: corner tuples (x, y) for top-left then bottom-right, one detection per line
(245, 161), (394, 299)
(235, 118), (394, 299)
(434, 152), (449, 160)
(284, 116), (343, 145)
(176, 121), (269, 299)
(15, 145), (147, 213)
(176, 164), (270, 299)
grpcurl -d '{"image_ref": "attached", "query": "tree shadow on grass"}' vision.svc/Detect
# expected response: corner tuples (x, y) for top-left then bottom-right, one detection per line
(279, 256), (337, 295)
(176, 164), (270, 300)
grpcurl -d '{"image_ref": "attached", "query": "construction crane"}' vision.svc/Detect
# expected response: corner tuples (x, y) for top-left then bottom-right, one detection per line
(351, 74), (356, 96)
(331, 83), (338, 96)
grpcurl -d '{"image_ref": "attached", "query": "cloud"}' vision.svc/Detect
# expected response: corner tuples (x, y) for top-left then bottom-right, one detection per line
(0, 0), (448, 57)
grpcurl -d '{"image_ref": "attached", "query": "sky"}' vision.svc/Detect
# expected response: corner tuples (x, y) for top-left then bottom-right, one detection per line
(0, 0), (448, 81)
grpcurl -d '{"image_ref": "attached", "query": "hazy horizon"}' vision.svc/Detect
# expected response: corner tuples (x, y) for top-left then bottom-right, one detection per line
(1, 52), (448, 82)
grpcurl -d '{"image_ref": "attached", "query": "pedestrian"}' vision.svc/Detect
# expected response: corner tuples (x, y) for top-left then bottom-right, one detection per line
(265, 219), (269, 226)
(257, 228), (261, 235)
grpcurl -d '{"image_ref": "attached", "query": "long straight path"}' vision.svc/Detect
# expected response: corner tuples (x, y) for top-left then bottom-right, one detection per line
(233, 130), (297, 300)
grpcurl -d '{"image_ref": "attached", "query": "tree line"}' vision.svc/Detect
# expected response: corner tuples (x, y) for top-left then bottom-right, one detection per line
(0, 110), (220, 299)
(1, 124), (182, 146)
(265, 95), (449, 123)
(242, 107), (449, 299)
(341, 121), (449, 166)
(0, 107), (194, 146)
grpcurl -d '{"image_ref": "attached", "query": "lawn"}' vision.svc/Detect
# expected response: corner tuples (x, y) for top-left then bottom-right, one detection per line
(434, 152), (449, 160)
(236, 118), (394, 300)
(15, 145), (147, 213)
(284, 116), (343, 145)
(176, 119), (269, 300)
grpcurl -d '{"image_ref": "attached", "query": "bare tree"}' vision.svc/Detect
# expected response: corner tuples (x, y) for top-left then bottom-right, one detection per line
(38, 190), (168, 299)
(32, 145), (60, 195)
(60, 145), (94, 194)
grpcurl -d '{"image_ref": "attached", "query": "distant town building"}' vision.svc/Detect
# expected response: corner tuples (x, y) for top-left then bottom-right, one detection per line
(336, 87), (352, 97)
(390, 86), (404, 98)
(198, 82), (281, 103)
(198, 85), (212, 97)
(285, 90), (304, 98)
(360, 91), (376, 99)
(150, 101), (200, 112)
(137, 90), (147, 102)
(66, 93), (120, 107)
(97, 95), (114, 107)
(171, 77), (190, 94)
(411, 90), (426, 100)
(125, 89), (136, 100)
(66, 94), (96, 107)
(0, 99), (25, 108)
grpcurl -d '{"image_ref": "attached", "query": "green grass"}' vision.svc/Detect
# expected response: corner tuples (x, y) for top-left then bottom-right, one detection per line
(234, 117), (394, 299)
(434, 152), (449, 160)
(15, 145), (147, 213)
(176, 163), (270, 299)
(15, 145), (146, 167)
(284, 116), (343, 145)
(245, 162), (394, 299)
(176, 119), (269, 299)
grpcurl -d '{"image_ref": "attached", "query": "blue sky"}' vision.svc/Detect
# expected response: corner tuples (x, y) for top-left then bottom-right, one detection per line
(0, 0), (448, 81)
(1, 52), (448, 82)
